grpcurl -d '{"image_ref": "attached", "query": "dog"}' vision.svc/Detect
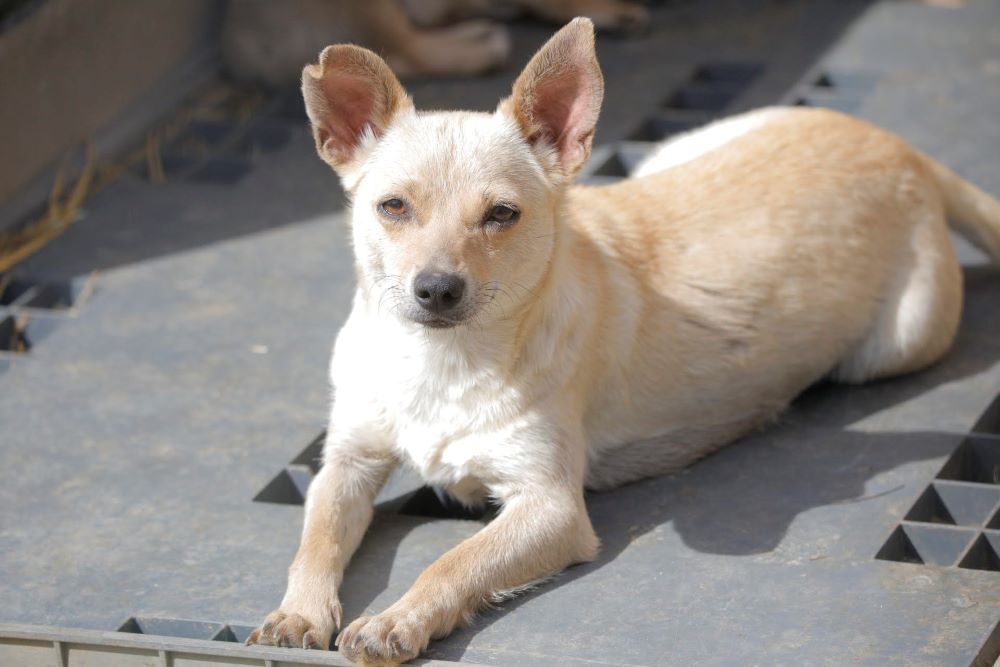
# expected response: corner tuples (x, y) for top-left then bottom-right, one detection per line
(245, 17), (1000, 666)
(222, 0), (648, 85)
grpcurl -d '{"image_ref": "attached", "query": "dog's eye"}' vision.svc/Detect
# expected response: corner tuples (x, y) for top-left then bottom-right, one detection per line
(380, 198), (408, 218)
(486, 204), (519, 226)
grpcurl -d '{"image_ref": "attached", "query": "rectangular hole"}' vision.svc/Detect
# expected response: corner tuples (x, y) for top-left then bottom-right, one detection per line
(118, 617), (226, 640)
(628, 110), (710, 142)
(664, 85), (740, 112)
(938, 438), (1000, 485)
(692, 62), (763, 86)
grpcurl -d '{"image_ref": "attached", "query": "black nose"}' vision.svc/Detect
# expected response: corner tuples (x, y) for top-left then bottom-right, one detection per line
(413, 271), (465, 313)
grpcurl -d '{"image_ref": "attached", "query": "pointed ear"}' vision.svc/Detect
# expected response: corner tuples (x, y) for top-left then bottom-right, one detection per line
(501, 18), (604, 176)
(301, 45), (413, 173)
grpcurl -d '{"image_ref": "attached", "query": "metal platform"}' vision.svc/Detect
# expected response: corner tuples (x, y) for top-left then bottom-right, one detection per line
(2, 1), (999, 665)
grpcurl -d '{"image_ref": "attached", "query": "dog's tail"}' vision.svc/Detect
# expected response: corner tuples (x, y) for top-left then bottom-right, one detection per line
(924, 155), (1000, 262)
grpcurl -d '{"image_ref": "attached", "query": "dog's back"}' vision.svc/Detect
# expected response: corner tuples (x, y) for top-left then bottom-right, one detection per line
(574, 106), (1000, 487)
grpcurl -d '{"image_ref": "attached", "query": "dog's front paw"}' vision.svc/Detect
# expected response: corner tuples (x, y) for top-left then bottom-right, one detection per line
(336, 610), (430, 666)
(245, 601), (341, 650)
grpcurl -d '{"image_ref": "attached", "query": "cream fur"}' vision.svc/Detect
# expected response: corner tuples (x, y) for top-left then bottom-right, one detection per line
(247, 19), (1000, 666)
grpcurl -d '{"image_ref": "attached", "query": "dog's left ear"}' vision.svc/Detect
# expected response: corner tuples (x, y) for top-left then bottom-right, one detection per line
(501, 18), (604, 177)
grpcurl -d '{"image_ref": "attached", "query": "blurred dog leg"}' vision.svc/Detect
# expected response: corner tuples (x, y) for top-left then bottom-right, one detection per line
(383, 19), (512, 77)
(516, 0), (650, 35)
(222, 0), (510, 85)
(401, 0), (519, 27)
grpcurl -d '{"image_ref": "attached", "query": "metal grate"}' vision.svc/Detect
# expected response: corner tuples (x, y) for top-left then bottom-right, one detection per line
(626, 61), (763, 142)
(253, 431), (496, 520)
(876, 395), (1000, 572)
(793, 70), (877, 114)
(118, 617), (260, 644)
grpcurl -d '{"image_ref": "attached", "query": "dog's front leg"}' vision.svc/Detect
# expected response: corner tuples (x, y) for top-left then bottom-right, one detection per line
(248, 440), (396, 650)
(337, 448), (598, 666)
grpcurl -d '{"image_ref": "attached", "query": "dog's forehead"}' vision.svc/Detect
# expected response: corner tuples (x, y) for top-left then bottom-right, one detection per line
(367, 111), (544, 192)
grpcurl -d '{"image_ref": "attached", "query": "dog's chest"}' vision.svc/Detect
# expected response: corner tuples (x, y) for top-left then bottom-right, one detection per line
(390, 374), (522, 487)
(336, 322), (524, 486)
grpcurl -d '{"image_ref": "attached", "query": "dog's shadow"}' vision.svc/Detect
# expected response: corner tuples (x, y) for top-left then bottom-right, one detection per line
(341, 266), (1000, 658)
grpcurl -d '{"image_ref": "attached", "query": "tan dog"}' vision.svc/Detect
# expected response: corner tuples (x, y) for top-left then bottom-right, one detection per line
(245, 18), (1000, 666)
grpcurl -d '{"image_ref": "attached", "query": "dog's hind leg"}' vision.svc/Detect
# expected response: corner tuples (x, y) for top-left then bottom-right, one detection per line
(833, 208), (962, 384)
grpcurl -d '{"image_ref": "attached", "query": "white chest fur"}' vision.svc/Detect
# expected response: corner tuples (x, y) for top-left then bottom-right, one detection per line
(329, 307), (532, 488)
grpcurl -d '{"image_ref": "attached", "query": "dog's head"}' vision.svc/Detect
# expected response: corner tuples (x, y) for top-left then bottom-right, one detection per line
(302, 18), (603, 330)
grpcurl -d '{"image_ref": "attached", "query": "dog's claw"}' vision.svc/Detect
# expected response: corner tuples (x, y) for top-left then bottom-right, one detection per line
(338, 612), (426, 665)
(246, 608), (334, 651)
(303, 630), (322, 650)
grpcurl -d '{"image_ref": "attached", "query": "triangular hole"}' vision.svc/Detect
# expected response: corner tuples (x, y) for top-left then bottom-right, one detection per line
(253, 469), (304, 505)
(875, 526), (923, 564)
(958, 534), (1000, 572)
(903, 486), (955, 524)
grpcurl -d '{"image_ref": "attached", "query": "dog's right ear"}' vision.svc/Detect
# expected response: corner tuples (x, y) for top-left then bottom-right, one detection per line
(500, 18), (603, 179)
(301, 45), (413, 177)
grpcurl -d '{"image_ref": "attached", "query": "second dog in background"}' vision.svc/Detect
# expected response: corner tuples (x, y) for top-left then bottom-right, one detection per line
(222, 0), (650, 85)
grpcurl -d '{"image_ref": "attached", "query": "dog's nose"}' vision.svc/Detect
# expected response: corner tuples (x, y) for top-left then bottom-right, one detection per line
(413, 271), (465, 313)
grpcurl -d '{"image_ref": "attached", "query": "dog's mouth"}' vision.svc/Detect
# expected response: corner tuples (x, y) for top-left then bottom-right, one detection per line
(415, 315), (466, 329)
(400, 304), (472, 329)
